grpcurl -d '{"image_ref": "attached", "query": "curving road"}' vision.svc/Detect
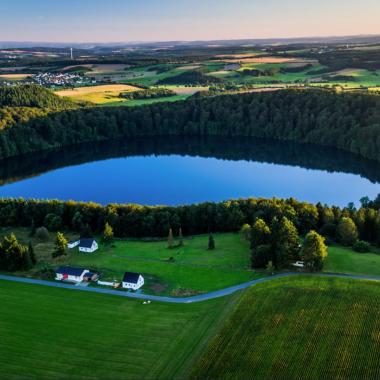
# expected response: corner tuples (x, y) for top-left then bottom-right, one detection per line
(0, 272), (379, 304)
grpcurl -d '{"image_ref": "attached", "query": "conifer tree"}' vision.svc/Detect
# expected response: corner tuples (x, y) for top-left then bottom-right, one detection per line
(208, 234), (215, 250)
(28, 241), (37, 266)
(168, 228), (174, 249)
(179, 227), (184, 247)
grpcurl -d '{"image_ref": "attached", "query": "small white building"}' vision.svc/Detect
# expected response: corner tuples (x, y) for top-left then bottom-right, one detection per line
(79, 238), (98, 253)
(67, 240), (80, 249)
(55, 266), (89, 283)
(292, 261), (305, 268)
(122, 272), (144, 290)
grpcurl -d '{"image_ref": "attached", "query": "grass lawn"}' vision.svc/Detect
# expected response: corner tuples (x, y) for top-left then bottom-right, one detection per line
(324, 244), (380, 277)
(0, 229), (258, 296)
(191, 276), (380, 380)
(0, 280), (239, 380)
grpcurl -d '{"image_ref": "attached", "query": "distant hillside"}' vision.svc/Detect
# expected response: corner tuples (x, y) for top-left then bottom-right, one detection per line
(157, 70), (222, 85)
(0, 84), (75, 109)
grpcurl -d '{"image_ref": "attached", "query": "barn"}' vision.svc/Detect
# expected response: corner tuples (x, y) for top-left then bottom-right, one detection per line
(55, 266), (89, 283)
(122, 272), (144, 290)
(79, 238), (98, 253)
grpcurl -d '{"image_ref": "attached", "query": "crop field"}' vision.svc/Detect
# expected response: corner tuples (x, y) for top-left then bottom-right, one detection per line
(0, 73), (32, 81)
(218, 56), (308, 64)
(0, 280), (238, 380)
(191, 276), (380, 380)
(55, 84), (140, 104)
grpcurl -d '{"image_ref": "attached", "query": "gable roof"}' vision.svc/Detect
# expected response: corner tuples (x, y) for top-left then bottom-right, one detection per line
(56, 266), (87, 276)
(79, 238), (96, 248)
(123, 272), (141, 284)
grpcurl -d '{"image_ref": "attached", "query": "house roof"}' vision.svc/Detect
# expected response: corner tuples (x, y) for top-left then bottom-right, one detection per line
(79, 238), (96, 248)
(68, 240), (79, 244)
(123, 272), (141, 284)
(56, 266), (87, 276)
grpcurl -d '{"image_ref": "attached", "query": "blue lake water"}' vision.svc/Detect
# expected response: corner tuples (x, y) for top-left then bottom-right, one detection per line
(0, 153), (379, 207)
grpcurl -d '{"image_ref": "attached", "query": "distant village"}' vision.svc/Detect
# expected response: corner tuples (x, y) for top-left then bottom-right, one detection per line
(1, 72), (96, 88)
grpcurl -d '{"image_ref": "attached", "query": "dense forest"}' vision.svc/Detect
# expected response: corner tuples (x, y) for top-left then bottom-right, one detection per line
(0, 85), (75, 109)
(0, 196), (379, 248)
(0, 86), (380, 163)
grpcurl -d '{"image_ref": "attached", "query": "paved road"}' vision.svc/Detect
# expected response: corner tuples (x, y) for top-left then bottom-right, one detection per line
(0, 272), (379, 304)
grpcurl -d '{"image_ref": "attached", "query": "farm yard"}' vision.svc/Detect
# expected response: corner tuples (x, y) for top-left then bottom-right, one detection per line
(0, 229), (258, 296)
(2, 227), (380, 297)
(191, 276), (380, 380)
(0, 280), (238, 380)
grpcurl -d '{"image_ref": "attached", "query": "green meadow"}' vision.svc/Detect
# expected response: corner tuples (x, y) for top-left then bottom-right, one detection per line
(0, 280), (238, 380)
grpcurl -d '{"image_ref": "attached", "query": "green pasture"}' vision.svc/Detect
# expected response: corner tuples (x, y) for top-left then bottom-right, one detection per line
(324, 244), (380, 277)
(0, 280), (238, 380)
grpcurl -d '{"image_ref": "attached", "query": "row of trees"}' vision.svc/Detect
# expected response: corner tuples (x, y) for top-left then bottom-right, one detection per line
(1, 87), (380, 163)
(1, 195), (379, 249)
(247, 217), (327, 271)
(0, 234), (36, 272)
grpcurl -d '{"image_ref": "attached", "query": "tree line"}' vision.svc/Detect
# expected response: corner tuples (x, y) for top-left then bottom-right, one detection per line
(1, 87), (380, 163)
(1, 196), (380, 247)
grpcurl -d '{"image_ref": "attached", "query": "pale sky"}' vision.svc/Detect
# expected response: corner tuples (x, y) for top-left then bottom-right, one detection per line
(0, 0), (379, 43)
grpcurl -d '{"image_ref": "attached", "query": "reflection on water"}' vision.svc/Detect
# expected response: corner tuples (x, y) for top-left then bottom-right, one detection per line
(0, 136), (379, 206)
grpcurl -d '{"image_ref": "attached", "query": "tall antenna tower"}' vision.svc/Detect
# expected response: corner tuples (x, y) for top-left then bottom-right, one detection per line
(70, 47), (73, 60)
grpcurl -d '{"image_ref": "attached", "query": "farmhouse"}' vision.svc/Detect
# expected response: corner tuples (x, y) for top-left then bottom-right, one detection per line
(55, 266), (89, 283)
(78, 238), (98, 253)
(122, 272), (144, 290)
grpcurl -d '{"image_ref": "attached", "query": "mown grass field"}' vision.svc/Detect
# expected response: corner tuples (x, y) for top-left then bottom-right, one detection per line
(191, 276), (380, 380)
(0, 280), (238, 380)
(67, 233), (257, 295)
(324, 244), (380, 277)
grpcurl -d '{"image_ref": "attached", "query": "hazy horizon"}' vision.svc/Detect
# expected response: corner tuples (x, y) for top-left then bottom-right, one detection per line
(1, 0), (379, 43)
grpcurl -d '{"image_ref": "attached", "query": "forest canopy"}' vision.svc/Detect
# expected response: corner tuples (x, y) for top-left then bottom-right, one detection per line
(0, 86), (380, 164)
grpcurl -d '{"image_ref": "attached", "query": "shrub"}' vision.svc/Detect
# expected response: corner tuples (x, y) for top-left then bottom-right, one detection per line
(337, 217), (358, 246)
(36, 226), (49, 241)
(353, 240), (371, 253)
